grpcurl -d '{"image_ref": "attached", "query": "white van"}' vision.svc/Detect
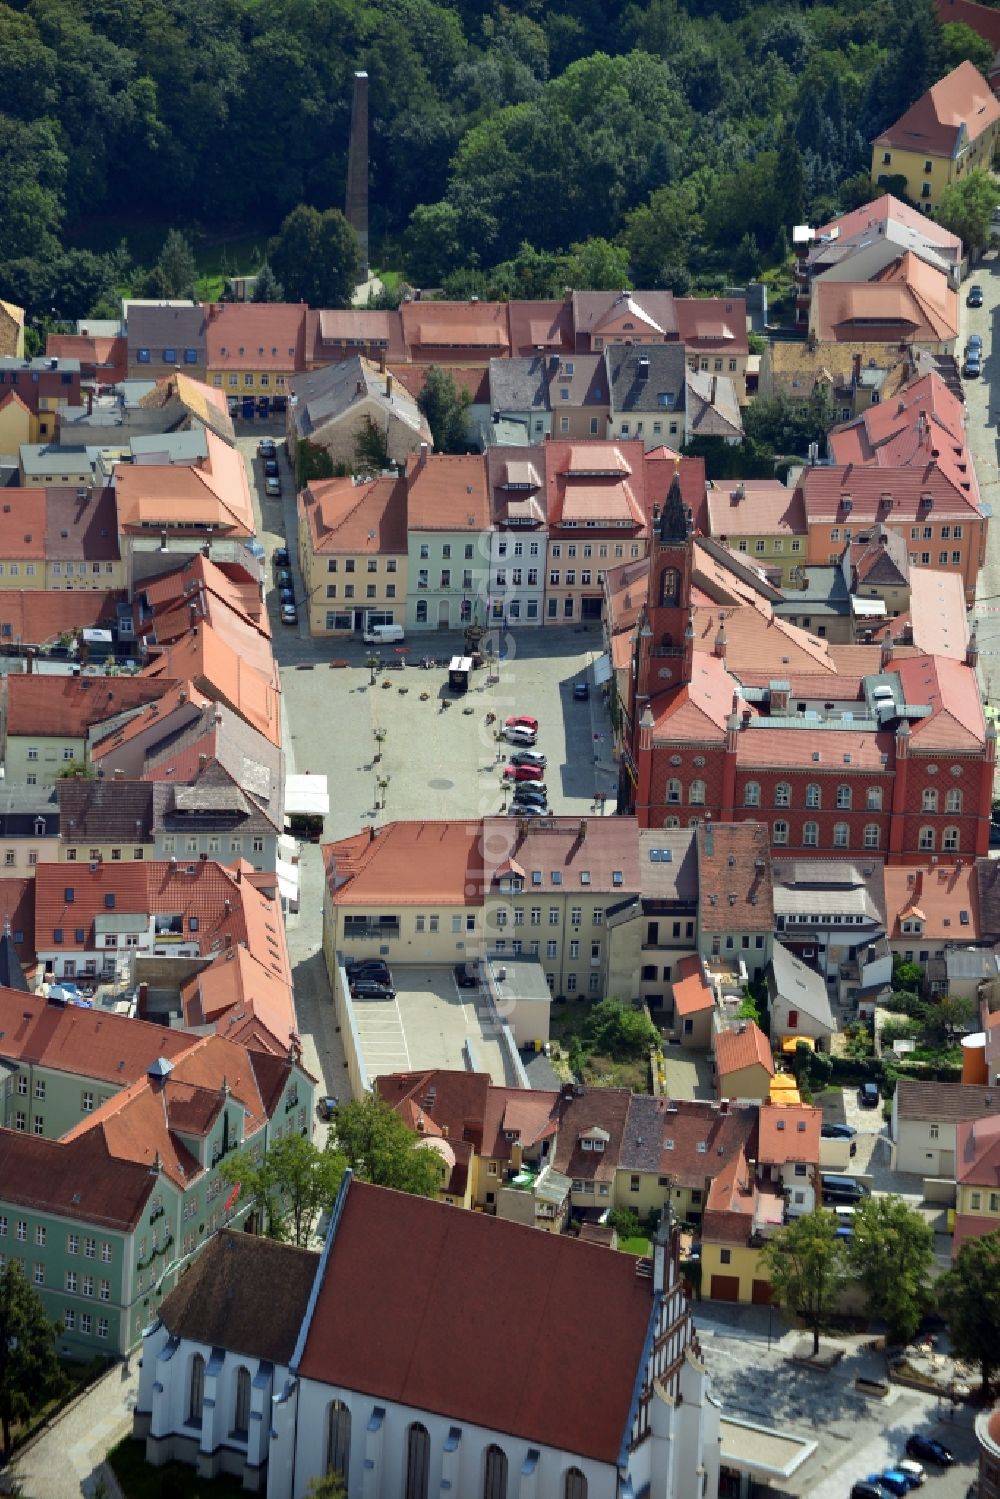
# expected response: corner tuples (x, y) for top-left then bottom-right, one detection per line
(363, 622), (405, 645)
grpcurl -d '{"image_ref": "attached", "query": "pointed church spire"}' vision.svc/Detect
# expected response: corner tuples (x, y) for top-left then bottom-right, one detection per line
(659, 467), (690, 544)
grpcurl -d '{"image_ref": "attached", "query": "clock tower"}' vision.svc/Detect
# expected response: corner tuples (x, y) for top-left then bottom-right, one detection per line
(636, 469), (694, 702)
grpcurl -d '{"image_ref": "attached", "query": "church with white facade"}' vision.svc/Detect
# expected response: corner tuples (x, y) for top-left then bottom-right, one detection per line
(134, 1172), (721, 1499)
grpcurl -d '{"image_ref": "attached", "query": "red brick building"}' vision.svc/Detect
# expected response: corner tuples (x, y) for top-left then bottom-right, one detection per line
(622, 473), (994, 862)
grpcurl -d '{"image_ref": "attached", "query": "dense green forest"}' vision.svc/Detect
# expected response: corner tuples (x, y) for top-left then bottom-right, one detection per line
(0, 0), (990, 323)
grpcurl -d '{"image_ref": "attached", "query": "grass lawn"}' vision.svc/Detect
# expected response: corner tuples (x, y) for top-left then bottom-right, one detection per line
(619, 1235), (651, 1256)
(109, 1437), (247, 1499)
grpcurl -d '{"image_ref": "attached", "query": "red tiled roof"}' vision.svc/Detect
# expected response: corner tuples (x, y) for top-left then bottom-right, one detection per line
(675, 297), (749, 356)
(706, 480), (807, 539)
(800, 463), (980, 521)
(140, 555), (266, 633)
(205, 302), (307, 371)
(5, 675), (173, 738)
(46, 333), (127, 384)
(894, 654), (985, 750)
(296, 1177), (656, 1464)
(714, 1021), (774, 1079)
(387, 363), (489, 405)
(620, 1096), (757, 1184)
(735, 726), (893, 770)
(815, 195), (963, 256)
(324, 821), (485, 907)
(671, 954), (716, 1016)
(883, 863), (980, 942)
(404, 452), (490, 531)
(484, 816), (640, 894)
(956, 1116), (1000, 1187)
(114, 429), (254, 536)
(0, 489), (46, 559)
(937, 0), (1000, 47)
(0, 989), (197, 1083)
(300, 473), (407, 556)
(952, 1212), (1000, 1258)
(182, 942), (297, 1057)
(0, 879), (35, 970)
(875, 60), (1000, 155)
(758, 1103), (821, 1165)
(143, 620), (281, 745)
(0, 589), (120, 649)
(551, 1086), (631, 1184)
(698, 822), (774, 933)
(400, 301), (511, 358)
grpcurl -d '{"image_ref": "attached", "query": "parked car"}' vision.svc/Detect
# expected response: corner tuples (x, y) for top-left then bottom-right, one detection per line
(503, 763), (545, 782)
(454, 961), (479, 989)
(508, 802), (550, 817)
(505, 715), (539, 732)
(346, 959), (392, 983)
(512, 794), (549, 813)
(964, 353), (983, 379)
(280, 603), (298, 626)
(279, 586), (295, 605)
(572, 680), (589, 701)
(509, 750), (547, 769)
(316, 1095), (339, 1120)
(967, 284), (984, 308)
(858, 1081), (880, 1108)
(871, 1470), (914, 1496)
(264, 458), (280, 478)
(821, 1173), (870, 1205)
(505, 725), (538, 746)
(258, 437), (276, 457)
(275, 567), (293, 588)
(967, 333), (983, 355)
(273, 546), (290, 569)
(821, 1122), (857, 1139)
(896, 1458), (925, 1487)
(905, 1435), (954, 1467)
(851, 1484), (889, 1499)
(265, 476), (282, 496)
(350, 978), (395, 998)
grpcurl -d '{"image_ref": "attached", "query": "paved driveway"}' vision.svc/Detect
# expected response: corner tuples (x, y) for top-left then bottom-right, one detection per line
(963, 249), (1000, 729)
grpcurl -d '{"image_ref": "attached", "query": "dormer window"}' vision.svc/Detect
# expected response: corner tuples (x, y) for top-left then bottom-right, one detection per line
(581, 1138), (593, 1151)
(592, 1138), (604, 1152)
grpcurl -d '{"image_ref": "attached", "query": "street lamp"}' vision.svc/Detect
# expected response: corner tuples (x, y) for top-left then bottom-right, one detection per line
(367, 652), (379, 685)
(375, 774), (390, 811)
(373, 727), (387, 763)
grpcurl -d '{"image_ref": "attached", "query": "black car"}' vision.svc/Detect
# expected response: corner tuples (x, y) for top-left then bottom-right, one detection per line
(821, 1122), (857, 1139)
(351, 978), (395, 999)
(317, 1095), (339, 1120)
(967, 283), (984, 308)
(275, 567), (293, 588)
(264, 458), (280, 478)
(905, 1434), (954, 1466)
(851, 1484), (889, 1499)
(573, 681), (589, 701)
(454, 962), (479, 989)
(273, 547), (290, 570)
(259, 437), (276, 457)
(346, 959), (392, 984)
(858, 1081), (880, 1108)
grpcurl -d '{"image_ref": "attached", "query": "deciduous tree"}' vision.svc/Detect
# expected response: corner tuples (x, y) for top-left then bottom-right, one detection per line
(761, 1210), (847, 1356)
(0, 1262), (63, 1453)
(935, 169), (1000, 256)
(220, 1134), (346, 1247)
(849, 1194), (934, 1344)
(938, 1230), (1000, 1397)
(269, 205), (362, 310)
(331, 1094), (443, 1197)
(417, 366), (471, 454)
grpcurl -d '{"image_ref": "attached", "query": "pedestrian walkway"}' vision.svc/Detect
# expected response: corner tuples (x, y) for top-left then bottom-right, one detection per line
(9, 1361), (137, 1499)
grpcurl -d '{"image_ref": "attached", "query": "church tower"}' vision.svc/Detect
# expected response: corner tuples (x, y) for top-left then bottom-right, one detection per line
(636, 468), (695, 701)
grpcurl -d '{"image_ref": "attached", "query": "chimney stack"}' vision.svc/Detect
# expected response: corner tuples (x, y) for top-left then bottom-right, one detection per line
(345, 71), (370, 274)
(386, 373), (393, 400)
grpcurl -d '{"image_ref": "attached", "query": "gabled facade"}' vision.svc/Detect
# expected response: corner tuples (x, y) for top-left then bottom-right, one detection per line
(297, 473), (407, 637)
(872, 61), (1000, 213)
(404, 451), (491, 631)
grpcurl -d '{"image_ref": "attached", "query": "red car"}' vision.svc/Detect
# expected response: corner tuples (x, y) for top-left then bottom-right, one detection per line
(505, 715), (539, 732)
(503, 762), (545, 781)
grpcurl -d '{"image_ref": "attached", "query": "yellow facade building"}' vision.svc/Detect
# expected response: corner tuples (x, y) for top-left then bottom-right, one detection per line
(872, 61), (1000, 214)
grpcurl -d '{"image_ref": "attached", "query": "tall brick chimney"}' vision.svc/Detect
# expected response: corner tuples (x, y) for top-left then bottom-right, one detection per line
(346, 71), (370, 275)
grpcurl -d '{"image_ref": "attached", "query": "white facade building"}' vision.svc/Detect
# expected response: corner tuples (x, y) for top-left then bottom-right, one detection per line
(135, 1174), (721, 1499)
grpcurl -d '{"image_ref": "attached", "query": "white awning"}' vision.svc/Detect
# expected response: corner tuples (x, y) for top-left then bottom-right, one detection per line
(284, 773), (330, 816)
(276, 856), (300, 906)
(593, 653), (613, 685)
(851, 598), (887, 618)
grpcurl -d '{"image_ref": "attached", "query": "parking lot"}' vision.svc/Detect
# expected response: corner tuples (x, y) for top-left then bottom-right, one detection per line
(342, 963), (521, 1089)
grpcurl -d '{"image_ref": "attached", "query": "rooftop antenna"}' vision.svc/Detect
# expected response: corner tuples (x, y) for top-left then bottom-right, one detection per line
(346, 71), (370, 276)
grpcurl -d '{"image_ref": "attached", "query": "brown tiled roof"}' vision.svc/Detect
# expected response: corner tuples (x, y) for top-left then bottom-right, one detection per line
(159, 1230), (318, 1363)
(300, 473), (407, 556)
(57, 778), (155, 843)
(697, 822), (773, 933)
(143, 622), (281, 746)
(0, 878), (35, 970)
(952, 1212), (1000, 1257)
(507, 300), (575, 356)
(675, 297), (749, 356)
(44, 487), (120, 562)
(976, 858), (1000, 944)
(816, 195), (963, 256)
(714, 1021), (774, 1079)
(620, 1095), (757, 1182)
(757, 1102), (821, 1165)
(139, 555), (266, 633)
(376, 1069), (491, 1193)
(324, 821), (485, 907)
(894, 1080), (1000, 1123)
(45, 333), (127, 384)
(0, 1127), (155, 1229)
(551, 1085), (631, 1184)
(885, 861), (980, 940)
(484, 815), (640, 894)
(296, 1177), (655, 1464)
(114, 429), (254, 536)
(399, 300), (511, 358)
(706, 480), (806, 539)
(875, 59), (1000, 155)
(800, 462), (979, 522)
(5, 675), (173, 738)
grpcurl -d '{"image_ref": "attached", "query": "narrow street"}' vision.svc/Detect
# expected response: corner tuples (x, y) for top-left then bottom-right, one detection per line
(964, 248), (1000, 703)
